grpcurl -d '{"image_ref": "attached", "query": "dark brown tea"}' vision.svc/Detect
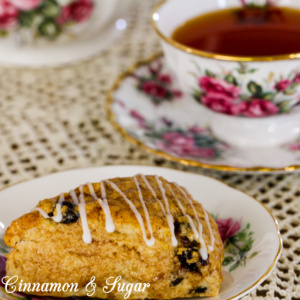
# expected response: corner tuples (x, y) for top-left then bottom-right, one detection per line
(172, 6), (300, 57)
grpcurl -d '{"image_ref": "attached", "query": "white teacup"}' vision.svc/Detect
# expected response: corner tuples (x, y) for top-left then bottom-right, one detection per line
(152, 0), (300, 148)
(0, 0), (133, 66)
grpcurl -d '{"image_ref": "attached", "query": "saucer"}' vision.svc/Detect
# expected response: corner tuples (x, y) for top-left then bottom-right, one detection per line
(107, 54), (300, 172)
(0, 166), (282, 300)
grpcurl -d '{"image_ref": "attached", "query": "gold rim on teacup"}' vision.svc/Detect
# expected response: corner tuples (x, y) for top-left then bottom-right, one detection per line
(152, 0), (300, 62)
(151, 0), (300, 148)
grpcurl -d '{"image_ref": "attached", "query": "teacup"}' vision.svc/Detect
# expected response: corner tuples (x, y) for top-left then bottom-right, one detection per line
(152, 0), (300, 148)
(0, 0), (96, 43)
(0, 0), (132, 66)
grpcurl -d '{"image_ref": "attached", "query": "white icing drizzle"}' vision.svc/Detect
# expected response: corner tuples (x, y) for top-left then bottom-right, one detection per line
(203, 207), (215, 252)
(140, 175), (181, 244)
(33, 175), (213, 259)
(140, 174), (167, 216)
(58, 193), (65, 204)
(52, 193), (64, 223)
(134, 176), (155, 246)
(100, 181), (107, 200)
(33, 207), (50, 218)
(154, 176), (178, 247)
(33, 193), (65, 223)
(167, 184), (199, 240)
(105, 180), (155, 247)
(70, 189), (79, 205)
(52, 204), (63, 223)
(87, 182), (115, 233)
(174, 183), (209, 260)
(78, 186), (92, 244)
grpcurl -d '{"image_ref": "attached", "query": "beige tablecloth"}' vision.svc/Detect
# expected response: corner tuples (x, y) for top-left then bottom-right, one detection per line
(0, 1), (299, 299)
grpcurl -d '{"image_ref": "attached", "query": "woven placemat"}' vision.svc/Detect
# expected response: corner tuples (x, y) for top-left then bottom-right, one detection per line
(0, 1), (299, 299)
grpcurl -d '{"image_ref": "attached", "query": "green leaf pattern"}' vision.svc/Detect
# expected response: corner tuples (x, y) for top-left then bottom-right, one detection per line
(222, 222), (260, 272)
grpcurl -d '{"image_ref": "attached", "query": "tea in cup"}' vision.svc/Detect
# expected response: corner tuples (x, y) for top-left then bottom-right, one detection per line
(152, 0), (300, 148)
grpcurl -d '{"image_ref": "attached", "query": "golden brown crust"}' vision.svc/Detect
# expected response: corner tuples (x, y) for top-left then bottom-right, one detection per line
(4, 175), (223, 299)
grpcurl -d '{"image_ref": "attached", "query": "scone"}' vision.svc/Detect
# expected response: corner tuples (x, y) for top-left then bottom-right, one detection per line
(4, 175), (224, 299)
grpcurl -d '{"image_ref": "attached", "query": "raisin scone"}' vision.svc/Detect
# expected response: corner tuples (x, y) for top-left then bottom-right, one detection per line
(4, 175), (224, 299)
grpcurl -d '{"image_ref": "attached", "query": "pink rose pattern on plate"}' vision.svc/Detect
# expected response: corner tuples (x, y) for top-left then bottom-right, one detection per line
(193, 63), (300, 118)
(134, 60), (182, 105)
(212, 216), (260, 272)
(0, 0), (94, 40)
(216, 218), (241, 243)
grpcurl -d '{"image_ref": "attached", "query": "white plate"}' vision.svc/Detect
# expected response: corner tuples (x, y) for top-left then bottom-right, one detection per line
(0, 166), (282, 300)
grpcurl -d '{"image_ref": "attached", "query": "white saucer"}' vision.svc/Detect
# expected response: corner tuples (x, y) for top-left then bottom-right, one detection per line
(107, 54), (300, 172)
(0, 166), (281, 300)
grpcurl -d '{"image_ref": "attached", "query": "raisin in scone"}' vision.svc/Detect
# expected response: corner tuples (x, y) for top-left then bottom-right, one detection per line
(4, 175), (224, 299)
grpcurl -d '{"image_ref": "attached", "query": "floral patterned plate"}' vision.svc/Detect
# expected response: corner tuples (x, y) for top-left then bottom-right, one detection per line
(0, 166), (281, 300)
(107, 54), (300, 172)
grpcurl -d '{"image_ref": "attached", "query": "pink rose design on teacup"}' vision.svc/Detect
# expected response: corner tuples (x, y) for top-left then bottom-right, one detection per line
(0, 0), (19, 29)
(202, 92), (247, 116)
(0, 0), (96, 40)
(243, 99), (279, 117)
(293, 73), (300, 83)
(199, 76), (247, 116)
(58, 0), (93, 24)
(194, 64), (300, 119)
(199, 76), (241, 98)
(9, 0), (42, 10)
(69, 0), (94, 22)
(274, 79), (292, 92)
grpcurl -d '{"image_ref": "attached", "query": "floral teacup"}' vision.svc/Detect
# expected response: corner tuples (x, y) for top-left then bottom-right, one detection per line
(152, 0), (300, 148)
(0, 0), (95, 41)
(0, 0), (133, 66)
